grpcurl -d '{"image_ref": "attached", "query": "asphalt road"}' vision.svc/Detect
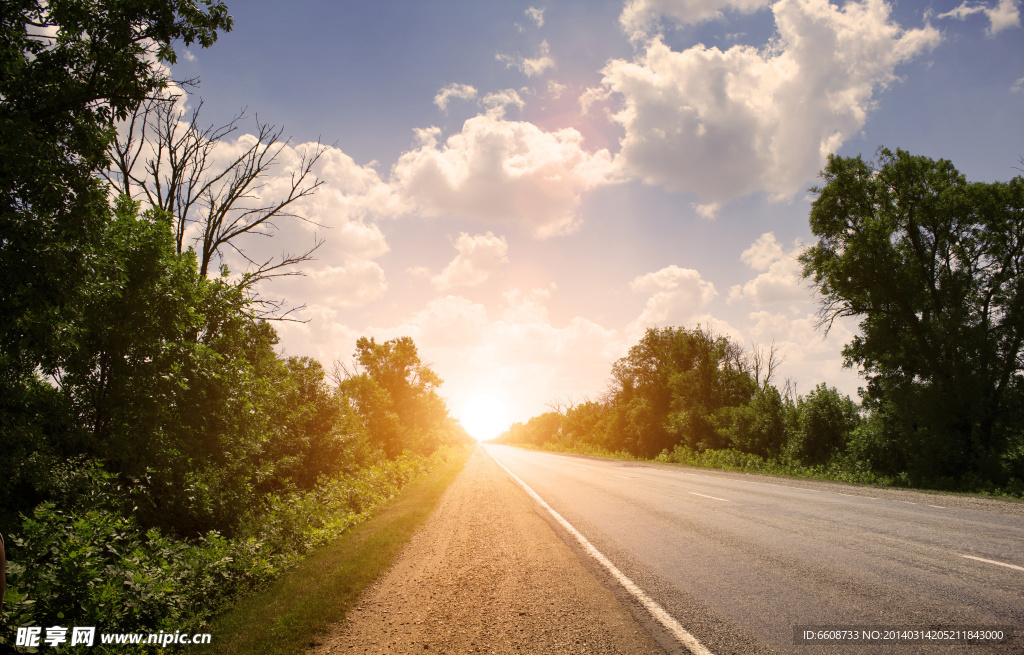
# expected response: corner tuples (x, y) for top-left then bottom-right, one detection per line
(485, 445), (1024, 655)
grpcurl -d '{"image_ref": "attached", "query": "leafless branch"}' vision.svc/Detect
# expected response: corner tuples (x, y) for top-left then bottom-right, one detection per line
(105, 94), (327, 319)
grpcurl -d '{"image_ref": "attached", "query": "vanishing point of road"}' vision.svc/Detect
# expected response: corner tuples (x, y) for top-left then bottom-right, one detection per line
(486, 444), (1024, 655)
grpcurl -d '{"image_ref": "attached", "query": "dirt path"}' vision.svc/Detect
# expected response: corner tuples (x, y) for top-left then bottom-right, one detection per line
(308, 446), (665, 654)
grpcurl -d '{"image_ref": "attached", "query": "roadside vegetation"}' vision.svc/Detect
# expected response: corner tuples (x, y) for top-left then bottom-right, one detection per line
(498, 149), (1024, 499)
(1, 2), (471, 651)
(204, 446), (470, 655)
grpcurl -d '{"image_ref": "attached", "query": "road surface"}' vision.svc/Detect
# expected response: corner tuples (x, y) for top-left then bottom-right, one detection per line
(486, 445), (1024, 655)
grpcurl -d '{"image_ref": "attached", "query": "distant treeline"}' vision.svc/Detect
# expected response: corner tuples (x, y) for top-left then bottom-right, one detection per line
(499, 148), (1024, 496)
(495, 325), (870, 476)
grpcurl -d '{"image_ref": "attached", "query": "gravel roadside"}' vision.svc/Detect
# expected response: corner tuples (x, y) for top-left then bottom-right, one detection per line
(308, 446), (666, 654)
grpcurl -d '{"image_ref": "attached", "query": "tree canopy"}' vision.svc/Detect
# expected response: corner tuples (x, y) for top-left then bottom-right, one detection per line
(800, 147), (1024, 483)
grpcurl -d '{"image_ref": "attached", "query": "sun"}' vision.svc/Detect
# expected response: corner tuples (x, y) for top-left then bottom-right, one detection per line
(459, 394), (510, 441)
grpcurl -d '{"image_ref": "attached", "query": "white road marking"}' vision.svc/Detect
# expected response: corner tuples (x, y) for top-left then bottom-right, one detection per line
(490, 454), (716, 655)
(928, 505), (945, 509)
(835, 492), (876, 499)
(961, 555), (1024, 572)
(576, 466), (590, 471)
(689, 492), (729, 502)
(615, 475), (634, 480)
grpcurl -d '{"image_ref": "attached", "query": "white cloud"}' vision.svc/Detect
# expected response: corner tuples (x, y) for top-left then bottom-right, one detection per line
(620, 0), (770, 40)
(1012, 76), (1024, 93)
(390, 113), (617, 238)
(434, 83), (479, 111)
(729, 232), (808, 305)
(938, 0), (1020, 36)
(592, 0), (941, 210)
(301, 261), (388, 308)
(547, 80), (567, 99)
(428, 232), (509, 290)
(497, 40), (556, 77)
(745, 309), (862, 399)
(740, 231), (786, 270)
(628, 265), (718, 337)
(526, 6), (545, 27)
(480, 89), (525, 116)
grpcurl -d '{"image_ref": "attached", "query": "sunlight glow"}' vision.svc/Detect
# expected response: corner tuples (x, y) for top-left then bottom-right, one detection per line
(459, 394), (510, 441)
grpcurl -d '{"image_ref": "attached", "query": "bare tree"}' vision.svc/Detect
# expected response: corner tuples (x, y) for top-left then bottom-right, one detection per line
(749, 340), (784, 392)
(105, 91), (327, 320)
(546, 394), (581, 416)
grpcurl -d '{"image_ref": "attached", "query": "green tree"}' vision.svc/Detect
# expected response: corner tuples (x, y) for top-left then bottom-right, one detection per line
(1, 0), (232, 372)
(714, 386), (790, 458)
(800, 148), (1024, 483)
(788, 384), (860, 466)
(340, 337), (448, 457)
(1, 1), (233, 518)
(609, 326), (752, 456)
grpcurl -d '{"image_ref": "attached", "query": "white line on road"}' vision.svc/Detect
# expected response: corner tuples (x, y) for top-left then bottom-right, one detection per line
(490, 454), (716, 655)
(615, 475), (634, 479)
(689, 492), (729, 502)
(928, 505), (945, 509)
(961, 555), (1024, 572)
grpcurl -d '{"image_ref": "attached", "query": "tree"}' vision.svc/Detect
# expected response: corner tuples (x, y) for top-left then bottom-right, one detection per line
(788, 384), (859, 466)
(608, 326), (753, 456)
(1, 0), (232, 372)
(800, 148), (1024, 483)
(1, 1), (232, 494)
(339, 337), (447, 457)
(105, 95), (326, 319)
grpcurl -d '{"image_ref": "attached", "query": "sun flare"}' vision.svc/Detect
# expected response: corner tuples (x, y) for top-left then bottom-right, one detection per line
(460, 394), (510, 441)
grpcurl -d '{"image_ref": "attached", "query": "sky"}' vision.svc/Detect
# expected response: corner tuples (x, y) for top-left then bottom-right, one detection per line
(166, 0), (1024, 427)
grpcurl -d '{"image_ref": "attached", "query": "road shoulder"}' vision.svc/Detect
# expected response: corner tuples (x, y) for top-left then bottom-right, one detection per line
(308, 445), (665, 654)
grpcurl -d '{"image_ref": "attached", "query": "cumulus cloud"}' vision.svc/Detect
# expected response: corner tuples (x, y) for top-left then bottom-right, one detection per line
(938, 0), (1020, 36)
(390, 113), (617, 238)
(1013, 76), (1024, 93)
(526, 6), (545, 27)
(434, 83), (478, 111)
(591, 0), (941, 210)
(426, 232), (509, 290)
(497, 40), (556, 77)
(620, 0), (770, 40)
(729, 232), (808, 305)
(628, 265), (718, 336)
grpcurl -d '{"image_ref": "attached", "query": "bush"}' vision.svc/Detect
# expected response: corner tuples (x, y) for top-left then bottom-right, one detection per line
(1, 448), (457, 652)
(788, 384), (860, 465)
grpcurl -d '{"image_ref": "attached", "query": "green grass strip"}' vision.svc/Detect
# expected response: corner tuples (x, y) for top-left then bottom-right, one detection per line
(203, 445), (472, 655)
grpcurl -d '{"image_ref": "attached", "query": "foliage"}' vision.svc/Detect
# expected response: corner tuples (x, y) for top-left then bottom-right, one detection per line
(603, 326), (753, 457)
(340, 337), (453, 458)
(714, 386), (791, 458)
(788, 383), (860, 466)
(0, 0), (232, 395)
(1, 449), (456, 652)
(800, 147), (1024, 484)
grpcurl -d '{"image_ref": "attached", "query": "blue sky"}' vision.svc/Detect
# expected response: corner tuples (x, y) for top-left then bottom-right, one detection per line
(166, 0), (1023, 425)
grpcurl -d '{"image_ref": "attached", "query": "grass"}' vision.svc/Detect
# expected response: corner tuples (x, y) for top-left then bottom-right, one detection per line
(202, 445), (472, 655)
(509, 441), (1024, 499)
